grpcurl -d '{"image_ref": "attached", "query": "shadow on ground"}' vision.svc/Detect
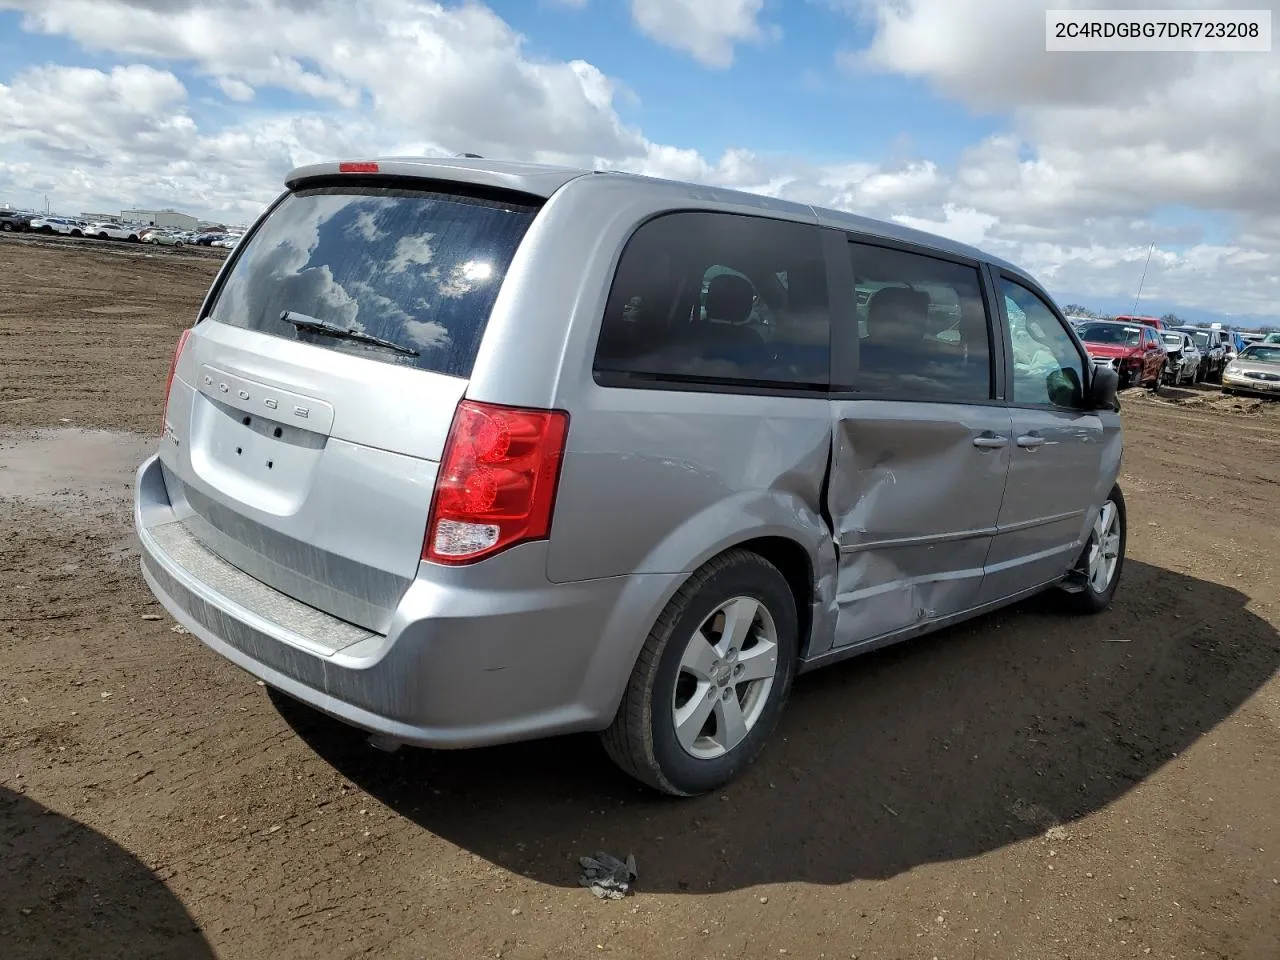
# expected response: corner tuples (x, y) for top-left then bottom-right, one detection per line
(274, 560), (1280, 893)
(0, 790), (213, 960)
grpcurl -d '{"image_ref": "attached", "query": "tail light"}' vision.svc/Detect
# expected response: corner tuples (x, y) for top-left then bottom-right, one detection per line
(424, 400), (570, 565)
(161, 328), (192, 436)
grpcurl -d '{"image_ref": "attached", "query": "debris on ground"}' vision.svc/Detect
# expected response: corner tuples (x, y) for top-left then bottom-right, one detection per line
(578, 852), (637, 900)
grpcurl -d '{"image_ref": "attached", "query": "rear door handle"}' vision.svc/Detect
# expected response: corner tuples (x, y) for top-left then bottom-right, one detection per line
(1016, 433), (1046, 450)
(972, 433), (1009, 450)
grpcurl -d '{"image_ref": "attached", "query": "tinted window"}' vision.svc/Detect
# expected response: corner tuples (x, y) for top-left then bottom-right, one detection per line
(207, 185), (538, 378)
(1002, 278), (1085, 408)
(1076, 323), (1142, 345)
(846, 243), (993, 401)
(594, 212), (830, 390)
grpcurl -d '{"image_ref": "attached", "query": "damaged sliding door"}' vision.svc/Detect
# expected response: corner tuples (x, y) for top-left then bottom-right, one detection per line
(821, 231), (1013, 649)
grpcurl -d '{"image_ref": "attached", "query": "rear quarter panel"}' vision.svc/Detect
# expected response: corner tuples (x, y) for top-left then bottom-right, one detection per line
(463, 174), (838, 619)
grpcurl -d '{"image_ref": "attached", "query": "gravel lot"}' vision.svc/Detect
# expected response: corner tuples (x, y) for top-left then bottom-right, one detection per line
(2, 237), (1278, 960)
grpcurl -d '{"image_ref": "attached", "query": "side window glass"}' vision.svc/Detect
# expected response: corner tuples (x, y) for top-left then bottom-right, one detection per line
(594, 213), (831, 390)
(1001, 278), (1085, 408)
(846, 242), (993, 402)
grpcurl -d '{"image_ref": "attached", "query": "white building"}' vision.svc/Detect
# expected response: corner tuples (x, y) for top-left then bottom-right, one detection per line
(121, 207), (201, 231)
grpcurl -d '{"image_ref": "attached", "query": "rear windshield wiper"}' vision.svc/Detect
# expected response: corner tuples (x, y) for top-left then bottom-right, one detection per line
(281, 309), (419, 357)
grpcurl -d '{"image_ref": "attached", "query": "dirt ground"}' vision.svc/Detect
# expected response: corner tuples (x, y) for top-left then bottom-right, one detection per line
(2, 236), (1278, 960)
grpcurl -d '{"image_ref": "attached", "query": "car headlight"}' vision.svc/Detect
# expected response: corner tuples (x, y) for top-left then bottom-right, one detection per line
(1225, 363), (1241, 375)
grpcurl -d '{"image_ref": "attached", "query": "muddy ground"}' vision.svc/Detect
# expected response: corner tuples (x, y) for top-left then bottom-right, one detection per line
(1, 236), (1278, 960)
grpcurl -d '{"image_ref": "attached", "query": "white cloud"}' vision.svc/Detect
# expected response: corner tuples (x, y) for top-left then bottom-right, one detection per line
(0, 0), (1276, 320)
(388, 234), (435, 274)
(628, 0), (774, 68)
(217, 76), (255, 102)
(894, 205), (998, 248)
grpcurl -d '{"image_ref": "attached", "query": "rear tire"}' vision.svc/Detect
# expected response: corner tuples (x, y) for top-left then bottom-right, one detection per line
(600, 549), (799, 797)
(1062, 484), (1126, 614)
(1, 222), (12, 232)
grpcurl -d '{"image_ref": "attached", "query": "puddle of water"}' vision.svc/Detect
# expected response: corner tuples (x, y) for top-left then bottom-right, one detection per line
(0, 428), (156, 509)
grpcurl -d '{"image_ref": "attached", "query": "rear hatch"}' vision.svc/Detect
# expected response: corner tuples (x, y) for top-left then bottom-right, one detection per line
(158, 177), (541, 633)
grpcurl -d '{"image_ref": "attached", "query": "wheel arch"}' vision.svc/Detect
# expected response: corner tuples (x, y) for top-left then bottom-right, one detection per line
(730, 535), (817, 661)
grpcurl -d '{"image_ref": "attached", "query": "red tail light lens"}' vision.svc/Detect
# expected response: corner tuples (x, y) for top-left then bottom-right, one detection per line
(424, 400), (569, 565)
(161, 328), (192, 436)
(339, 161), (379, 173)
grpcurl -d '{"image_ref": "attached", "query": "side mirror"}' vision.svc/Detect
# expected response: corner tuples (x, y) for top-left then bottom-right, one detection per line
(1089, 365), (1119, 410)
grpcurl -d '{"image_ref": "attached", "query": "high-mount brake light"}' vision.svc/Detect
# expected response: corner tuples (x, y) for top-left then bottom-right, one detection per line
(339, 161), (380, 173)
(424, 400), (569, 565)
(161, 328), (192, 436)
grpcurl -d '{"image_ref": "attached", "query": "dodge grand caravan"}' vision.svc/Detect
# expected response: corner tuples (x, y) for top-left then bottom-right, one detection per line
(135, 157), (1125, 796)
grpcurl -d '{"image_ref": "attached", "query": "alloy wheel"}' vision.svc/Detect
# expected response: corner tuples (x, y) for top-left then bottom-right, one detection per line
(671, 596), (779, 760)
(1087, 500), (1122, 594)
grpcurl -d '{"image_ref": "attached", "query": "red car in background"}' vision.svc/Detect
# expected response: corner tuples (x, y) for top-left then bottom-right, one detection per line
(1075, 319), (1167, 390)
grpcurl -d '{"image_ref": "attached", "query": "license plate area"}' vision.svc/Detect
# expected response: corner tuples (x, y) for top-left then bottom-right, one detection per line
(188, 368), (333, 517)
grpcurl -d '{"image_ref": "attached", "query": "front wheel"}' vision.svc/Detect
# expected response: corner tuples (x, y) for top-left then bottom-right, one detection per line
(1062, 485), (1126, 614)
(601, 549), (798, 796)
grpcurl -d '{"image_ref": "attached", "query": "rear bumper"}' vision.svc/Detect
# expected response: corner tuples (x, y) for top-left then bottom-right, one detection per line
(134, 454), (679, 748)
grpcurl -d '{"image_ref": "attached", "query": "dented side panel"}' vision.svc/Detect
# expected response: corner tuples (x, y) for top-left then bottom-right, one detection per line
(545, 386), (835, 585)
(826, 400), (1014, 648)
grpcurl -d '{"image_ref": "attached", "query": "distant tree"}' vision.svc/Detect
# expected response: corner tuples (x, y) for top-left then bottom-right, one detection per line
(1160, 312), (1184, 324)
(1062, 303), (1099, 317)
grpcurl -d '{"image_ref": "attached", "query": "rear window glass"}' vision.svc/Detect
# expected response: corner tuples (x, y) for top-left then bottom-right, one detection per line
(594, 212), (831, 391)
(1077, 323), (1142, 345)
(206, 185), (538, 378)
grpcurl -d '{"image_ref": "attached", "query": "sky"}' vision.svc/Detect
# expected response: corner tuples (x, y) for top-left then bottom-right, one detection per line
(0, 0), (1277, 327)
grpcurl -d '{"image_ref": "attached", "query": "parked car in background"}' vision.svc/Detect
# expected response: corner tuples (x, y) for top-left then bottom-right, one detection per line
(1262, 332), (1280, 345)
(0, 211), (34, 232)
(88, 221), (141, 242)
(195, 233), (224, 246)
(210, 234), (241, 249)
(1076, 319), (1167, 389)
(1222, 343), (1280, 398)
(1175, 326), (1228, 382)
(1160, 331), (1202, 385)
(31, 216), (83, 236)
(144, 230), (185, 247)
(132, 155), (1126, 797)
(1113, 314), (1168, 332)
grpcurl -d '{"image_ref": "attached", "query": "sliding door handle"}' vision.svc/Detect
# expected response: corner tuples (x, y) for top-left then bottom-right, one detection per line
(972, 433), (1009, 450)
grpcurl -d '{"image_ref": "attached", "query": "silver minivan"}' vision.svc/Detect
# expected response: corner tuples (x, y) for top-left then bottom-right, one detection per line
(135, 157), (1125, 796)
